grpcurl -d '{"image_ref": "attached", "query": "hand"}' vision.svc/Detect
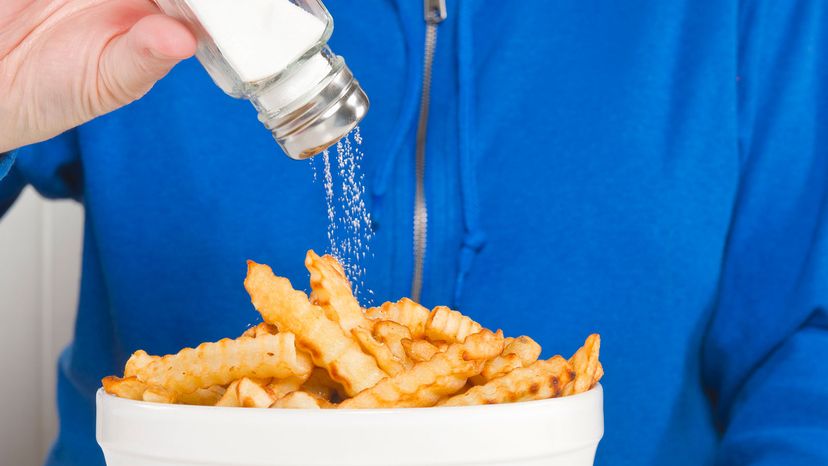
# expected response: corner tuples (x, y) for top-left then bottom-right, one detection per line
(0, 0), (197, 153)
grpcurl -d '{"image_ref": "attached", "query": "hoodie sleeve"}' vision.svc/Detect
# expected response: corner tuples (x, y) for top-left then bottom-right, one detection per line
(0, 151), (26, 215)
(0, 151), (17, 180)
(0, 130), (83, 217)
(703, 1), (828, 464)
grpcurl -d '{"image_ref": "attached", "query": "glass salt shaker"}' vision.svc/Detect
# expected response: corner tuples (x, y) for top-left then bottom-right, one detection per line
(153, 0), (369, 159)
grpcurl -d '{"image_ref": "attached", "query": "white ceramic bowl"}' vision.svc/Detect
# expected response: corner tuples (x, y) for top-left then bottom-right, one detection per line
(96, 384), (603, 466)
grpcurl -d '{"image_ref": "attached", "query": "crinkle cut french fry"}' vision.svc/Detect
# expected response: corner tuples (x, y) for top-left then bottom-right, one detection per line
(178, 385), (227, 406)
(365, 298), (430, 338)
(402, 339), (440, 363)
(244, 261), (386, 396)
(102, 375), (180, 404)
(248, 377), (273, 386)
(216, 378), (282, 408)
(102, 376), (147, 400)
(128, 333), (313, 395)
(306, 250), (372, 332)
(301, 368), (345, 402)
(563, 334), (602, 395)
(237, 377), (276, 408)
(372, 321), (412, 368)
(271, 391), (330, 409)
(216, 380), (241, 407)
(107, 253), (603, 409)
(352, 327), (406, 376)
(339, 330), (504, 409)
(425, 306), (482, 343)
(265, 376), (308, 400)
(439, 356), (574, 407)
(505, 336), (542, 364)
(471, 335), (542, 385)
(471, 355), (521, 385)
(124, 350), (158, 378)
(142, 385), (176, 404)
(339, 372), (468, 409)
(240, 322), (279, 339)
(595, 361), (604, 387)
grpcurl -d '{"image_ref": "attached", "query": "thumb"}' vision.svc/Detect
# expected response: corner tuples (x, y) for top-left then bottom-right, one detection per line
(99, 14), (196, 109)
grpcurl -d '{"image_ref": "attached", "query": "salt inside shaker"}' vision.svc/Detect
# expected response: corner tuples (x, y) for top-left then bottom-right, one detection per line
(153, 0), (369, 159)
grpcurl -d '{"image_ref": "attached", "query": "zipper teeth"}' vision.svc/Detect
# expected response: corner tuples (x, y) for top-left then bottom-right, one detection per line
(411, 22), (439, 302)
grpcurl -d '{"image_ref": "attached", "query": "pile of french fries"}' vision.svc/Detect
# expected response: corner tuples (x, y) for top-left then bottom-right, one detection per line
(103, 251), (603, 409)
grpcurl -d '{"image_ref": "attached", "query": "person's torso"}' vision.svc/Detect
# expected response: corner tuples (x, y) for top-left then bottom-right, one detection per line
(49, 2), (739, 464)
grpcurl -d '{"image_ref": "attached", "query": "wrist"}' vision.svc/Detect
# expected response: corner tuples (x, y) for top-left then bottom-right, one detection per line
(0, 81), (31, 153)
(0, 96), (22, 153)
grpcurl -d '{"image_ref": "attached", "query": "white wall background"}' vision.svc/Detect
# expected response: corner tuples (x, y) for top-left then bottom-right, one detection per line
(0, 188), (83, 465)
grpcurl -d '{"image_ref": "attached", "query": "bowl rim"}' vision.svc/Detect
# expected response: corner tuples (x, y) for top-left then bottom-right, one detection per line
(97, 383), (602, 415)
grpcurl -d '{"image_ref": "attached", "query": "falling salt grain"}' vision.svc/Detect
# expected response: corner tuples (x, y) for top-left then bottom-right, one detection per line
(310, 127), (374, 303)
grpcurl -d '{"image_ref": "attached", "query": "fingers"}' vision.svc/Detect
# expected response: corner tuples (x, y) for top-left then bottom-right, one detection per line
(131, 13), (197, 61)
(99, 13), (196, 107)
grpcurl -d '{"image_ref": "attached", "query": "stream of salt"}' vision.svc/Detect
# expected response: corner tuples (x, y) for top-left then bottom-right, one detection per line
(311, 127), (374, 303)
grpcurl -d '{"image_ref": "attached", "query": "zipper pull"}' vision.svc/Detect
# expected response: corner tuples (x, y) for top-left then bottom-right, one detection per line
(424, 0), (447, 24)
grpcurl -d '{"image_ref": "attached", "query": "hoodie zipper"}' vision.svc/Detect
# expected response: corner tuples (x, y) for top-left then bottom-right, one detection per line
(411, 0), (447, 302)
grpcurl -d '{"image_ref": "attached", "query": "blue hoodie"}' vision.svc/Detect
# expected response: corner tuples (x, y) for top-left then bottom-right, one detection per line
(2, 1), (827, 465)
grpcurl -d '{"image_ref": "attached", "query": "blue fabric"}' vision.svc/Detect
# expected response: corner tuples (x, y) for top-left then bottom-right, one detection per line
(0, 151), (16, 179)
(0, 151), (25, 214)
(1, 1), (826, 465)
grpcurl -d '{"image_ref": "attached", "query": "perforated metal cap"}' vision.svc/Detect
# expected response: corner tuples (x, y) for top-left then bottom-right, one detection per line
(256, 61), (369, 160)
